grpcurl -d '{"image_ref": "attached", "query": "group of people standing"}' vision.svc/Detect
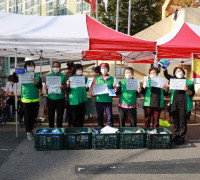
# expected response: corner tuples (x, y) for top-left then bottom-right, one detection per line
(12, 60), (194, 145)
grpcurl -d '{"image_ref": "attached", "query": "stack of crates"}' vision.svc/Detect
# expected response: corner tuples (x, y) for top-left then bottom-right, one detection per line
(34, 128), (65, 151)
(119, 127), (146, 149)
(64, 128), (92, 150)
(145, 128), (172, 149)
(91, 127), (120, 149)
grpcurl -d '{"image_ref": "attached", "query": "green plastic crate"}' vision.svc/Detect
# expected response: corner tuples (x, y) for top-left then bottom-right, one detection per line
(92, 127), (120, 149)
(64, 128), (92, 150)
(34, 128), (65, 151)
(119, 127), (146, 149)
(145, 128), (172, 149)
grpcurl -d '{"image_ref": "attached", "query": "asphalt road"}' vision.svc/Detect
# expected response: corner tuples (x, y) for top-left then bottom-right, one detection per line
(1, 124), (200, 180)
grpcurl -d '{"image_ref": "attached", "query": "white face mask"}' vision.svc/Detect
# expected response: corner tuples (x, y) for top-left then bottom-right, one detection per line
(52, 68), (60, 73)
(125, 74), (133, 79)
(176, 72), (184, 79)
(27, 67), (34, 72)
(101, 68), (108, 75)
(150, 74), (157, 79)
(76, 70), (82, 76)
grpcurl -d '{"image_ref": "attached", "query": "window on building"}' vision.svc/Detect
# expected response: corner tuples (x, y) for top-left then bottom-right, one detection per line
(9, 7), (15, 13)
(26, 1), (31, 9)
(83, 2), (86, 11)
(32, 6), (38, 14)
(9, 0), (14, 6)
(26, 10), (31, 15)
(0, 4), (4, 10)
(47, 11), (54, 16)
(47, 2), (53, 10)
(18, 4), (23, 12)
(76, 3), (81, 13)
(59, 8), (66, 15)
(17, 0), (22, 4)
(59, 0), (65, 8)
(0, 0), (5, 3)
(32, 0), (39, 6)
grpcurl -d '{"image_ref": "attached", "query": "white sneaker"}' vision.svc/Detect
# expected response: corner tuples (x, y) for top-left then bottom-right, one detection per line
(27, 132), (34, 141)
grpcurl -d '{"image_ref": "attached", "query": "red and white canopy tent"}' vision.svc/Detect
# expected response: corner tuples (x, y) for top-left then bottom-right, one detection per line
(0, 12), (157, 137)
(156, 22), (200, 64)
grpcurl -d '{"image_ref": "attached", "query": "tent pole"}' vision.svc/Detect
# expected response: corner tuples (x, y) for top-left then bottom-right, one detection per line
(127, 0), (131, 35)
(114, 61), (116, 77)
(96, 0), (98, 20)
(95, 60), (98, 66)
(81, 0), (83, 14)
(154, 44), (158, 67)
(120, 60), (122, 78)
(14, 48), (18, 138)
(40, 56), (42, 77)
(116, 0), (119, 31)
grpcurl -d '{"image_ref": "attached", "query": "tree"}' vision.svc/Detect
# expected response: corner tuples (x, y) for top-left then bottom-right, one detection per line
(96, 0), (162, 35)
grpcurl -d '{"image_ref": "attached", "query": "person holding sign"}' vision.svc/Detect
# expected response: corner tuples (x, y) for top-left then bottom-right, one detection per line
(142, 67), (167, 128)
(163, 67), (195, 145)
(114, 67), (141, 127)
(44, 61), (66, 128)
(66, 64), (88, 127)
(18, 61), (42, 140)
(92, 63), (114, 127)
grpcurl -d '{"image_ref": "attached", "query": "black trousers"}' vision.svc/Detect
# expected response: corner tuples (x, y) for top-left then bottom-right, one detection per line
(119, 106), (137, 127)
(48, 98), (65, 128)
(71, 102), (86, 127)
(23, 102), (39, 132)
(172, 109), (187, 139)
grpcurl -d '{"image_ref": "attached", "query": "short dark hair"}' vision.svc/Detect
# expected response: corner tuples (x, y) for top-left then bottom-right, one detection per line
(149, 67), (159, 74)
(52, 61), (61, 67)
(173, 67), (185, 77)
(125, 67), (134, 74)
(67, 61), (74, 70)
(94, 66), (101, 73)
(73, 64), (83, 75)
(24, 61), (35, 69)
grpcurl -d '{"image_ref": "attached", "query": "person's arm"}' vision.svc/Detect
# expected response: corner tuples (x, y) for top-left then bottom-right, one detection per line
(35, 77), (42, 89)
(163, 69), (174, 81)
(66, 79), (71, 93)
(115, 81), (122, 95)
(141, 87), (146, 94)
(185, 84), (195, 96)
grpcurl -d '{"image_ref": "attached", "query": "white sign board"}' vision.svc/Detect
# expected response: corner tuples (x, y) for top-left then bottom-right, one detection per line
(46, 76), (61, 87)
(170, 78), (186, 90)
(151, 77), (166, 88)
(93, 84), (109, 95)
(70, 76), (85, 87)
(127, 79), (140, 90)
(86, 77), (94, 88)
(108, 89), (116, 96)
(19, 72), (34, 84)
(48, 86), (61, 94)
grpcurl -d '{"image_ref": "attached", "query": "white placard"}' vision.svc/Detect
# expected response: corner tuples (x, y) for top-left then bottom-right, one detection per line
(48, 86), (61, 94)
(108, 89), (116, 96)
(93, 84), (109, 95)
(143, 76), (149, 88)
(19, 72), (34, 84)
(151, 77), (166, 88)
(170, 78), (186, 90)
(127, 79), (140, 90)
(46, 76), (61, 87)
(70, 76), (85, 87)
(86, 77), (94, 88)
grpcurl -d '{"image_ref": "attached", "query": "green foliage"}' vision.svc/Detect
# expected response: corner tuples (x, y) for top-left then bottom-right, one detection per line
(96, 0), (162, 35)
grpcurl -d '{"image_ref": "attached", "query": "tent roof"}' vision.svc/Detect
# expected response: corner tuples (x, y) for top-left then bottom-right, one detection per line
(157, 22), (200, 60)
(0, 12), (156, 61)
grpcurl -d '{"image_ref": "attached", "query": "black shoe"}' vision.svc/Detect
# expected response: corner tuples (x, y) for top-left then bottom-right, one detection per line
(172, 136), (179, 142)
(176, 137), (185, 145)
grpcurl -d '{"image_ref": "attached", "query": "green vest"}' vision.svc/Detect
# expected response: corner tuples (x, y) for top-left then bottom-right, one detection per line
(95, 74), (114, 103)
(170, 78), (194, 112)
(21, 72), (40, 103)
(69, 75), (88, 105)
(143, 79), (165, 108)
(47, 72), (65, 100)
(119, 78), (137, 105)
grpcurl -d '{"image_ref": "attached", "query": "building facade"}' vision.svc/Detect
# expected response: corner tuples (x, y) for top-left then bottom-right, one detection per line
(0, 0), (92, 16)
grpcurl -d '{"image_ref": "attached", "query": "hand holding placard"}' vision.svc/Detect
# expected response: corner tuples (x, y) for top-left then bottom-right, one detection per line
(70, 76), (85, 87)
(93, 84), (109, 95)
(151, 77), (166, 88)
(127, 79), (140, 90)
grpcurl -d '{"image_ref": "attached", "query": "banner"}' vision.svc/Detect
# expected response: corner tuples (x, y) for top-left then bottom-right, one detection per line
(192, 54), (200, 84)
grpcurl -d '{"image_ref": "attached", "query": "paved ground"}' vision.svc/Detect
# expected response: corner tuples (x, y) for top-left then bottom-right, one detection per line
(1, 123), (200, 180)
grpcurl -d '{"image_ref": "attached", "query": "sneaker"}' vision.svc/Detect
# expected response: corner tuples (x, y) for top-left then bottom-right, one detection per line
(176, 137), (185, 145)
(27, 132), (34, 141)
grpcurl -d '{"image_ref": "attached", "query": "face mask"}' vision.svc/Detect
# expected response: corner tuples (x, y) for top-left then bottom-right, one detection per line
(150, 74), (157, 79)
(125, 74), (133, 79)
(101, 68), (108, 75)
(27, 67), (34, 72)
(52, 68), (60, 73)
(176, 72), (184, 79)
(76, 70), (82, 76)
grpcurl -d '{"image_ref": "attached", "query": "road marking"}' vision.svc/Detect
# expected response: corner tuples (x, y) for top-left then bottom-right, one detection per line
(0, 149), (12, 151)
(77, 167), (85, 172)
